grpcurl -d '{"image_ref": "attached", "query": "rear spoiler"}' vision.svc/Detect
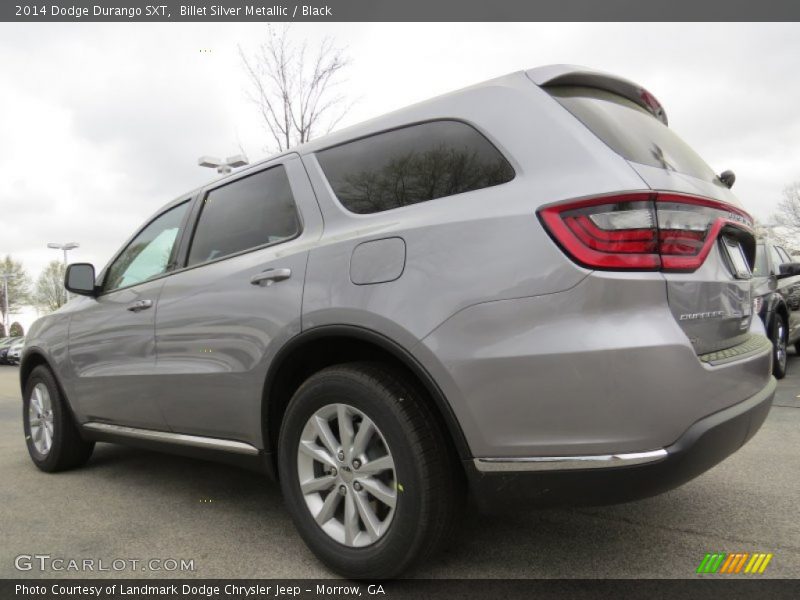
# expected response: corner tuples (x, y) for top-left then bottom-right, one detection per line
(526, 64), (668, 126)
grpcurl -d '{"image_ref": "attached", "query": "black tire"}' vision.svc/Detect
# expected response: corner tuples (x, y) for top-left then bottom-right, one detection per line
(23, 365), (94, 472)
(771, 315), (788, 380)
(278, 362), (463, 579)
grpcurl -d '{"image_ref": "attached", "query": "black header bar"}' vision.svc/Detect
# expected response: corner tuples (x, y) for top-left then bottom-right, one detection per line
(4, 579), (800, 600)
(4, 0), (800, 22)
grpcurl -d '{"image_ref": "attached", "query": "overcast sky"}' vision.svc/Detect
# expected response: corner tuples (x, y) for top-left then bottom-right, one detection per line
(2, 22), (799, 329)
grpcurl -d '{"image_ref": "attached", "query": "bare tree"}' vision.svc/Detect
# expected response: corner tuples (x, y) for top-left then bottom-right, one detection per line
(769, 182), (800, 254)
(34, 260), (68, 313)
(0, 255), (30, 326)
(240, 25), (352, 152)
(775, 182), (800, 228)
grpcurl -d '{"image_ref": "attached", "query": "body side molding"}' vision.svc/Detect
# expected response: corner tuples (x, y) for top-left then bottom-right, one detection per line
(82, 422), (260, 455)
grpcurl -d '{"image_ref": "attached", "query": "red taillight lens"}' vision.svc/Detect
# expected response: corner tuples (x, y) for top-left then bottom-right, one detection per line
(539, 193), (754, 272)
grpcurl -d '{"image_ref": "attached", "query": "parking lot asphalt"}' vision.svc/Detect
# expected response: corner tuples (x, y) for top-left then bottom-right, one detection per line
(0, 358), (798, 579)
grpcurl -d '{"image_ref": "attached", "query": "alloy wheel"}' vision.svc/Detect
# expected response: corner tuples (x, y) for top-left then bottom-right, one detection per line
(775, 320), (787, 371)
(296, 403), (397, 547)
(28, 383), (54, 455)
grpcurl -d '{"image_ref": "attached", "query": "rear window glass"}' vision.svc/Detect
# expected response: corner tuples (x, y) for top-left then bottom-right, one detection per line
(548, 86), (718, 183)
(316, 120), (515, 214)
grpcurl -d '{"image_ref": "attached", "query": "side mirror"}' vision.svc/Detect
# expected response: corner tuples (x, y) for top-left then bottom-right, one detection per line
(64, 263), (97, 296)
(778, 262), (800, 279)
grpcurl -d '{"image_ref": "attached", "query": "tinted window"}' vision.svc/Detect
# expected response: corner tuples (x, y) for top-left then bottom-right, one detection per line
(316, 120), (515, 214)
(769, 245), (784, 274)
(187, 166), (300, 267)
(548, 86), (718, 183)
(104, 201), (189, 292)
(752, 245), (769, 277)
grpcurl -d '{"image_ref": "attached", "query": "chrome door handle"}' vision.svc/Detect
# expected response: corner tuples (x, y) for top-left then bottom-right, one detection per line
(250, 268), (292, 286)
(126, 299), (153, 312)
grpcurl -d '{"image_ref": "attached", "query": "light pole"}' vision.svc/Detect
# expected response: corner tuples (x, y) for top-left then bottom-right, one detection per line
(47, 242), (79, 302)
(0, 272), (15, 335)
(47, 242), (80, 265)
(198, 154), (249, 175)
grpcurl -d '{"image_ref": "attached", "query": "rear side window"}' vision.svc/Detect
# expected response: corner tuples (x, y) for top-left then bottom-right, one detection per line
(548, 86), (718, 183)
(316, 120), (515, 214)
(187, 166), (300, 267)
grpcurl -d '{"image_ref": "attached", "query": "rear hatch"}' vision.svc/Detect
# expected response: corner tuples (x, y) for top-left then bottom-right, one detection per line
(532, 68), (755, 356)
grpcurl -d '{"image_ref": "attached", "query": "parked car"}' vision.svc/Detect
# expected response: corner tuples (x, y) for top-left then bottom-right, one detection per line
(20, 65), (774, 578)
(0, 337), (21, 365)
(752, 239), (800, 378)
(6, 338), (25, 365)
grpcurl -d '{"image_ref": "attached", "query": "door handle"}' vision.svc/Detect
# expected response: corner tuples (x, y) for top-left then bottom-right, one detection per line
(250, 268), (292, 286)
(126, 299), (153, 312)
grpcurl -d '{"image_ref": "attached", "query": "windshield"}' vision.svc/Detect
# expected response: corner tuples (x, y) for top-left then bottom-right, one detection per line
(752, 245), (769, 277)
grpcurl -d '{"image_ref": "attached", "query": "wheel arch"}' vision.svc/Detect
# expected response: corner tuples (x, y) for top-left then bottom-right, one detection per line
(768, 295), (789, 332)
(19, 348), (82, 424)
(19, 348), (56, 393)
(261, 325), (472, 473)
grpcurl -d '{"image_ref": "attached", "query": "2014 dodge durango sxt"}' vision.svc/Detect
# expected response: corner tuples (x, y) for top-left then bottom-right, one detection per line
(20, 65), (775, 578)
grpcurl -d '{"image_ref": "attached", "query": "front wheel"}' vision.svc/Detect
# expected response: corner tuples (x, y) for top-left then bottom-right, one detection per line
(278, 363), (463, 579)
(23, 366), (94, 472)
(771, 315), (788, 379)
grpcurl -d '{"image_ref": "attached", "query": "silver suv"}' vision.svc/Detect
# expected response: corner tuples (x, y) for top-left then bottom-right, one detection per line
(21, 65), (775, 578)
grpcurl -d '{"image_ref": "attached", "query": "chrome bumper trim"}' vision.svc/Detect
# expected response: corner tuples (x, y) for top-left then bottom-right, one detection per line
(473, 449), (668, 472)
(82, 422), (259, 456)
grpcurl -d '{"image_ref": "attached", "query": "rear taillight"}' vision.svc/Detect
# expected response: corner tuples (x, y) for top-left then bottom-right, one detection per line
(538, 192), (754, 272)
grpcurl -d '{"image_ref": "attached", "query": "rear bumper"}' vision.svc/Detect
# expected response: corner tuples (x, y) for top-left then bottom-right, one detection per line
(419, 272), (773, 460)
(466, 376), (775, 509)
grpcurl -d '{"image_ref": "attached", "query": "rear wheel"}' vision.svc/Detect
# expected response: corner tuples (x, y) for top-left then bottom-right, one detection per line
(278, 362), (462, 578)
(771, 315), (788, 379)
(23, 366), (94, 472)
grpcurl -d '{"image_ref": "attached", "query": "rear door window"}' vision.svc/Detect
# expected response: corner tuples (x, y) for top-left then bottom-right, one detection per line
(316, 120), (515, 214)
(548, 86), (718, 183)
(187, 165), (301, 267)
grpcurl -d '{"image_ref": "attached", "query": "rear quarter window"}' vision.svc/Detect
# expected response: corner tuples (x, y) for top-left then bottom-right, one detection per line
(548, 85), (718, 183)
(316, 120), (515, 214)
